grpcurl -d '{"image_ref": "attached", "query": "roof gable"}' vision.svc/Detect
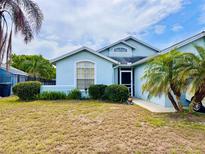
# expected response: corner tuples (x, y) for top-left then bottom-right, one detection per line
(123, 36), (160, 52)
(50, 47), (119, 64)
(98, 36), (160, 53)
(98, 40), (136, 53)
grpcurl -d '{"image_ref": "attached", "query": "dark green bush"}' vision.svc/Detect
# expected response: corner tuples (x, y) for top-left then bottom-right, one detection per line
(37, 91), (67, 100)
(88, 84), (107, 100)
(104, 84), (129, 103)
(12, 81), (41, 101)
(67, 89), (81, 100)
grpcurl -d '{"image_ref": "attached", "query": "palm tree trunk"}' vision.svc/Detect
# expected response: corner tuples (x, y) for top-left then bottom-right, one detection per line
(189, 85), (205, 112)
(170, 84), (183, 112)
(175, 95), (184, 112)
(168, 91), (180, 112)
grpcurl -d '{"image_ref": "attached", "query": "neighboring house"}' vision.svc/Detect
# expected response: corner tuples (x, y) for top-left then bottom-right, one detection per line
(0, 65), (28, 97)
(42, 31), (205, 107)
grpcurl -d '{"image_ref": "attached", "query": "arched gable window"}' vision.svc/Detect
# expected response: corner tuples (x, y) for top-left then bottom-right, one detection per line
(76, 61), (95, 89)
(114, 47), (127, 52)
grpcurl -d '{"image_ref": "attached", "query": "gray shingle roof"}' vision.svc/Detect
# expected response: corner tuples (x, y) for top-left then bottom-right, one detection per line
(109, 56), (146, 64)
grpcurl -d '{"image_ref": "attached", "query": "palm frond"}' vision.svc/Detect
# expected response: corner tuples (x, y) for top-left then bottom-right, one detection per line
(0, 0), (43, 67)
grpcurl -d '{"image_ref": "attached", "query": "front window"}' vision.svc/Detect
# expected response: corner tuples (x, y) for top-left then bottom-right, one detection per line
(76, 61), (95, 89)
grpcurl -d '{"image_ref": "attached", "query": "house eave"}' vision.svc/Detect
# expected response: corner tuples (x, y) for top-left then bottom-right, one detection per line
(50, 47), (120, 65)
(123, 36), (161, 53)
(131, 31), (205, 67)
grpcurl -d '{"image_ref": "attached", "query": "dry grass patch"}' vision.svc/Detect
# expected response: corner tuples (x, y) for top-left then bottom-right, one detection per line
(0, 97), (205, 153)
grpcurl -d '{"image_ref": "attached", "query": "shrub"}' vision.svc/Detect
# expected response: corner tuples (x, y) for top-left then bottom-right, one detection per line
(105, 84), (129, 103)
(12, 81), (41, 101)
(88, 84), (107, 100)
(67, 89), (81, 100)
(37, 91), (67, 100)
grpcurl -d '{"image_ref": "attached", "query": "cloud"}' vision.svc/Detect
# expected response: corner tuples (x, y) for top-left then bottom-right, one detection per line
(13, 0), (185, 59)
(154, 25), (166, 34)
(171, 24), (183, 32)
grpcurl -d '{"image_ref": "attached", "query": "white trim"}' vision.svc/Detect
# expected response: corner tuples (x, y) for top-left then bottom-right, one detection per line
(119, 69), (133, 96)
(163, 31), (205, 52)
(74, 60), (97, 90)
(123, 36), (160, 52)
(42, 85), (74, 87)
(98, 41), (136, 53)
(51, 47), (119, 64)
(98, 36), (160, 53)
(131, 31), (205, 67)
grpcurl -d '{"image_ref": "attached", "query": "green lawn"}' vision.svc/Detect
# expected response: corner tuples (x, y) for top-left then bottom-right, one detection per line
(0, 97), (205, 153)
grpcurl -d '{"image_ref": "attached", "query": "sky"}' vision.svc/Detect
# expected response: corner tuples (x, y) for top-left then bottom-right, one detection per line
(13, 0), (205, 59)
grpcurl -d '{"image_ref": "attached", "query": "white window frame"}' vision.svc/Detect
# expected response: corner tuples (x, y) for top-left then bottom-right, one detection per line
(114, 47), (128, 52)
(74, 60), (96, 90)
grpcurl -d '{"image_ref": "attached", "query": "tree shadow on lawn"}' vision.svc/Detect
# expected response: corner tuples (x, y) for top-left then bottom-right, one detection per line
(155, 110), (205, 131)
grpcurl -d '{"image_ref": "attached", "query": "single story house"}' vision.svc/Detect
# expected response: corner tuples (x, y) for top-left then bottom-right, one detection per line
(41, 31), (205, 107)
(0, 65), (28, 97)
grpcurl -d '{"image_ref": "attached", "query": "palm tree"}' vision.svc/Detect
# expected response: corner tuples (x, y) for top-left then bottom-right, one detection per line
(142, 50), (184, 112)
(175, 45), (205, 112)
(0, 0), (43, 68)
(23, 55), (51, 80)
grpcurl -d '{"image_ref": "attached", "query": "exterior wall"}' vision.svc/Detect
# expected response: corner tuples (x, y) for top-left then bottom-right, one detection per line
(100, 49), (109, 56)
(100, 40), (157, 58)
(0, 69), (27, 96)
(114, 68), (118, 84)
(56, 50), (114, 87)
(109, 43), (132, 57)
(134, 64), (169, 107)
(0, 69), (11, 83)
(177, 37), (205, 54)
(41, 85), (75, 94)
(133, 37), (205, 107)
(125, 39), (157, 56)
(178, 37), (205, 102)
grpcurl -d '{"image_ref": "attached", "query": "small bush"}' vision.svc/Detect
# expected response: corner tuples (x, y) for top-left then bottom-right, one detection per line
(67, 89), (81, 100)
(38, 91), (67, 100)
(89, 84), (107, 100)
(12, 81), (41, 101)
(105, 84), (129, 103)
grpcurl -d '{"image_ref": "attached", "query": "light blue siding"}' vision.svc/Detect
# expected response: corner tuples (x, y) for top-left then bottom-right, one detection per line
(114, 68), (118, 84)
(100, 43), (133, 57)
(109, 43), (132, 57)
(100, 40), (157, 58)
(133, 36), (205, 107)
(100, 49), (109, 56)
(0, 69), (11, 83)
(0, 68), (27, 96)
(125, 39), (157, 56)
(56, 50), (114, 87)
(134, 64), (168, 107)
(0, 68), (22, 86)
(41, 85), (74, 94)
(178, 37), (205, 54)
(41, 85), (89, 98)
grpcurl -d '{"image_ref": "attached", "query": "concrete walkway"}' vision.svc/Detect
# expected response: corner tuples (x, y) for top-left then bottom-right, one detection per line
(133, 98), (175, 113)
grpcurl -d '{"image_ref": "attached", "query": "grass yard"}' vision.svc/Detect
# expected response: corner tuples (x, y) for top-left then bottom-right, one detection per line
(0, 97), (205, 153)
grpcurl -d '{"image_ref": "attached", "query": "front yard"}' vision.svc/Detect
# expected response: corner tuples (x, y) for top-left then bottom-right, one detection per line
(0, 97), (205, 153)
